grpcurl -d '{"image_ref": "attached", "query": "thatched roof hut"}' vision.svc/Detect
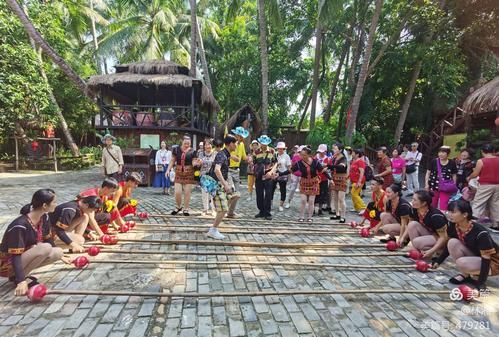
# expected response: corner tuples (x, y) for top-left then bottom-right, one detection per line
(219, 104), (262, 140)
(463, 76), (499, 114)
(87, 60), (220, 112)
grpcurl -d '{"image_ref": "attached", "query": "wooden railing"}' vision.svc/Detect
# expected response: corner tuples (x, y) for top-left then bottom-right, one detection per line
(96, 105), (211, 134)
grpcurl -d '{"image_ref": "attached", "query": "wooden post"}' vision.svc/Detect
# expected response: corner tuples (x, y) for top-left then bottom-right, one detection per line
(14, 137), (19, 171)
(53, 138), (58, 172)
(191, 85), (196, 128)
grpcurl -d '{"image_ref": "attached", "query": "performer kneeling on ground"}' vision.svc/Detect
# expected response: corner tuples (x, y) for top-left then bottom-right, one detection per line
(46, 196), (103, 253)
(432, 200), (498, 289)
(376, 184), (411, 246)
(404, 190), (449, 259)
(291, 146), (329, 222)
(112, 172), (142, 218)
(78, 177), (119, 237)
(207, 136), (240, 240)
(360, 177), (386, 228)
(0, 189), (70, 296)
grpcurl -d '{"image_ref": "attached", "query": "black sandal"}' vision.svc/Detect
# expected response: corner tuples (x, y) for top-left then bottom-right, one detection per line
(379, 236), (396, 243)
(339, 218), (346, 223)
(183, 210), (190, 216)
(26, 276), (39, 288)
(449, 274), (473, 285)
(171, 207), (183, 215)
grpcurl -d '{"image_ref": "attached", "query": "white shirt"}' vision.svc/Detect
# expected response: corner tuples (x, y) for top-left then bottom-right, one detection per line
(155, 149), (172, 166)
(276, 153), (291, 173)
(405, 150), (422, 166)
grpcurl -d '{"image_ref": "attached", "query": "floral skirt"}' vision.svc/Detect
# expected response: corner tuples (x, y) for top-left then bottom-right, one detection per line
(300, 177), (320, 196)
(175, 165), (196, 185)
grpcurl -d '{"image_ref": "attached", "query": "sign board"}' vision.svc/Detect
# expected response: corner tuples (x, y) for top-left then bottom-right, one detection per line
(140, 134), (160, 149)
(443, 133), (466, 158)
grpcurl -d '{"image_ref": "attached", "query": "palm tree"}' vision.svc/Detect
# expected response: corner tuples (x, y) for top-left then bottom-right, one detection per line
(310, 0), (343, 129)
(190, 0), (197, 77)
(6, 0), (88, 96)
(345, 0), (383, 144)
(257, 0), (269, 132)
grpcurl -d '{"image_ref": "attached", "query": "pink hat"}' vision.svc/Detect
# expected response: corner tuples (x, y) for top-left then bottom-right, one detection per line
(276, 142), (286, 149)
(317, 144), (327, 153)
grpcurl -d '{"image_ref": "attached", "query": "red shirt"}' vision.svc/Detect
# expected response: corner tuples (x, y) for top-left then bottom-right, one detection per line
(315, 155), (331, 182)
(479, 157), (499, 185)
(78, 187), (110, 203)
(350, 158), (366, 183)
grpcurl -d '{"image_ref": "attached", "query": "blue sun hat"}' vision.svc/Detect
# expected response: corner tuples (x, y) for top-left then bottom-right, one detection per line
(257, 135), (272, 146)
(231, 126), (249, 139)
(200, 175), (219, 197)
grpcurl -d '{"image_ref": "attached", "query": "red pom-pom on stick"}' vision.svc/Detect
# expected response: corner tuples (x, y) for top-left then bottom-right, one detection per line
(27, 284), (47, 302)
(386, 241), (399, 251)
(87, 246), (100, 257)
(73, 256), (89, 269)
(415, 260), (430, 272)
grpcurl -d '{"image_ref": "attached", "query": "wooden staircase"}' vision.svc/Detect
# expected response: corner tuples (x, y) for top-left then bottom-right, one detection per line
(420, 106), (466, 157)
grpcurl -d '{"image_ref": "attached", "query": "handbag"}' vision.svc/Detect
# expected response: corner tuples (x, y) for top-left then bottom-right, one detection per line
(406, 151), (419, 174)
(436, 159), (458, 194)
(364, 165), (374, 181)
(406, 164), (417, 174)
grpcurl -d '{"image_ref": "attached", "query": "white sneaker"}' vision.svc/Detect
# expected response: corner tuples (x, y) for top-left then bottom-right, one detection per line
(284, 202), (290, 209)
(279, 206), (284, 212)
(207, 228), (225, 240)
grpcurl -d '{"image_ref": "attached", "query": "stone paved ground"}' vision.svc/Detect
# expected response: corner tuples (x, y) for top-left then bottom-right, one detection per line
(0, 168), (498, 337)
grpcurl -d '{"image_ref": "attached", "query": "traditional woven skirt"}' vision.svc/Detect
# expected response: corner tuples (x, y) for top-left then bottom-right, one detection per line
(0, 252), (13, 278)
(300, 177), (320, 196)
(175, 165), (196, 185)
(491, 257), (499, 276)
(330, 173), (348, 192)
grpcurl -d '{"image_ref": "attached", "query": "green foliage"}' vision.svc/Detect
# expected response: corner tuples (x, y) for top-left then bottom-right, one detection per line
(2, 0), (498, 160)
(0, 3), (52, 143)
(305, 118), (339, 149)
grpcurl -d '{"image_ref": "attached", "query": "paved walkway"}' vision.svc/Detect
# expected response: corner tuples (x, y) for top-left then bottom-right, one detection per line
(0, 168), (497, 337)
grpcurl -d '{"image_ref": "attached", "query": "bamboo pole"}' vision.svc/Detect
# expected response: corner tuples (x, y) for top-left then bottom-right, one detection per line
(80, 248), (407, 258)
(136, 222), (357, 233)
(87, 259), (417, 270)
(129, 228), (357, 235)
(46, 288), (451, 298)
(144, 213), (346, 226)
(98, 238), (385, 249)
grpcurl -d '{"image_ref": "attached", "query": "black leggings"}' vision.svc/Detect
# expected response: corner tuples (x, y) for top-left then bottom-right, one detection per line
(272, 180), (287, 202)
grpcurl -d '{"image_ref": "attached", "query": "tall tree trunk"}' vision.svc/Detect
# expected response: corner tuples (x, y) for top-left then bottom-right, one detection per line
(197, 21), (212, 91)
(366, 11), (409, 77)
(189, 0), (197, 78)
(22, 2), (80, 156)
(89, 0), (102, 74)
(345, 0), (383, 144)
(309, 24), (323, 130)
(37, 49), (80, 156)
(6, 0), (88, 97)
(393, 1), (446, 143)
(257, 0), (269, 133)
(323, 39), (349, 122)
(393, 60), (422, 143)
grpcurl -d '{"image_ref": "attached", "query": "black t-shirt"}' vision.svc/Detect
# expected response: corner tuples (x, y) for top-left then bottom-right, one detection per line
(291, 159), (324, 179)
(409, 207), (448, 234)
(172, 147), (198, 166)
(210, 148), (230, 181)
(436, 222), (499, 269)
(428, 159), (457, 191)
(48, 201), (82, 245)
(329, 155), (348, 174)
(386, 197), (412, 222)
(0, 214), (49, 255)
